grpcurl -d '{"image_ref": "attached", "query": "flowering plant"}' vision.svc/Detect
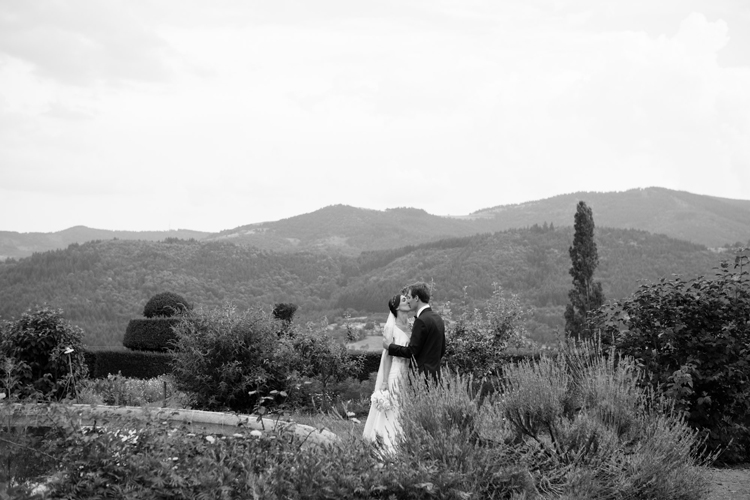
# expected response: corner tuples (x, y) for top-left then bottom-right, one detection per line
(371, 390), (396, 412)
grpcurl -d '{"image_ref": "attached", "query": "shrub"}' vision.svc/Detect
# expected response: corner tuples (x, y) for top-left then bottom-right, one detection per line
(283, 323), (363, 411)
(142, 291), (191, 318)
(77, 373), (189, 407)
(122, 318), (181, 352)
(169, 304), (364, 414)
(351, 349), (382, 381)
(12, 406), (458, 499)
(590, 255), (750, 463)
(494, 342), (710, 498)
(392, 343), (711, 499)
(0, 306), (88, 399)
(444, 283), (531, 377)
(169, 305), (283, 412)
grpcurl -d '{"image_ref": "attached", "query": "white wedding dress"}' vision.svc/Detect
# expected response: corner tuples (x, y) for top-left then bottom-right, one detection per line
(362, 313), (411, 451)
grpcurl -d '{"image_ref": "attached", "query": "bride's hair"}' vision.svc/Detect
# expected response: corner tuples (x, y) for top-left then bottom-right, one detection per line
(388, 294), (401, 317)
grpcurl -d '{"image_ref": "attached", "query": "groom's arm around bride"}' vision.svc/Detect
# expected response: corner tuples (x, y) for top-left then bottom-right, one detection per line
(384, 282), (446, 377)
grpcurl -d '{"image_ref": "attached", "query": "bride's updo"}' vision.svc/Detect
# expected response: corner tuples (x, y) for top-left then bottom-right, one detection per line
(388, 294), (401, 317)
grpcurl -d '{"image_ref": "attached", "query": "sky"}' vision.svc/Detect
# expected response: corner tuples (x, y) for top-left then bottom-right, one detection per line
(1, 0), (749, 234)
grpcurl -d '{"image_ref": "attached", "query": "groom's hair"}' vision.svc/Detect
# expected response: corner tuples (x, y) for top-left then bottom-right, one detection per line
(388, 294), (401, 316)
(406, 282), (431, 304)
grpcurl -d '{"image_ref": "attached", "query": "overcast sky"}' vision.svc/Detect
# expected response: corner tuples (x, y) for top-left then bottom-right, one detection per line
(1, 0), (749, 233)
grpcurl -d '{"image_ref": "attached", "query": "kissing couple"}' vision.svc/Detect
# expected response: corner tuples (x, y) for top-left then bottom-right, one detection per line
(361, 282), (446, 450)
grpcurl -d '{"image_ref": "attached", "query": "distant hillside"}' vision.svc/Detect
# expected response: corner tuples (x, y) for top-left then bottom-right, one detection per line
(468, 188), (750, 248)
(0, 226), (210, 260)
(0, 226), (730, 347)
(3, 188), (749, 259)
(209, 188), (750, 253)
(207, 206), (484, 256)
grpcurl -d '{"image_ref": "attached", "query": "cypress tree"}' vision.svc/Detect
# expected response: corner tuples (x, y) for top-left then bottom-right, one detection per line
(565, 201), (604, 338)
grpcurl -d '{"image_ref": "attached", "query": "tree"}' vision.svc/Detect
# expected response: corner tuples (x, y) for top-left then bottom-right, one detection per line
(564, 201), (604, 338)
(272, 303), (298, 323)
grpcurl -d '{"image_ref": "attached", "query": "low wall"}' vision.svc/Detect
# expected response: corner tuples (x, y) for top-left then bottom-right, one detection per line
(7, 403), (338, 445)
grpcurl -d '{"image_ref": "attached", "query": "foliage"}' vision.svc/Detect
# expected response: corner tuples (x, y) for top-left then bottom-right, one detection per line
(590, 252), (750, 463)
(282, 322), (363, 411)
(565, 201), (604, 338)
(0, 306), (88, 399)
(169, 304), (285, 412)
(1, 349), (713, 500)
(392, 344), (711, 499)
(142, 291), (192, 318)
(272, 302), (298, 323)
(0, 228), (718, 347)
(443, 284), (531, 377)
(122, 317), (181, 352)
(77, 373), (189, 408)
(88, 350), (173, 379)
(170, 304), (362, 413)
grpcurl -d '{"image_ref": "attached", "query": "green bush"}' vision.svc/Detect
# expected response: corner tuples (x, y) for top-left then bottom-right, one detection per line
(77, 373), (189, 407)
(122, 318), (181, 352)
(591, 255), (750, 463)
(444, 284), (532, 377)
(169, 305), (363, 413)
(142, 291), (191, 318)
(169, 305), (287, 412)
(0, 306), (88, 399)
(1, 345), (712, 499)
(394, 343), (711, 499)
(2, 405), (458, 499)
(350, 349), (382, 381)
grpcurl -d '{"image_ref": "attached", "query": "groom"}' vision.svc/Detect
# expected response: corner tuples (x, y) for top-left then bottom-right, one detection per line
(383, 282), (446, 379)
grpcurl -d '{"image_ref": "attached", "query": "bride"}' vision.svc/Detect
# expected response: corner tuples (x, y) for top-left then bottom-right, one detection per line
(362, 293), (412, 450)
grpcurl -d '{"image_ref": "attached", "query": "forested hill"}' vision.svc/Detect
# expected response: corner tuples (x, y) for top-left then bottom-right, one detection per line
(468, 187), (750, 248)
(3, 188), (750, 259)
(0, 227), (728, 347)
(208, 206), (484, 256)
(201, 188), (750, 252)
(0, 226), (209, 260)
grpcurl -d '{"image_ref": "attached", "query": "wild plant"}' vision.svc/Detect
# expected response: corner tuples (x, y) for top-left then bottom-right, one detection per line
(495, 341), (711, 499)
(77, 373), (189, 408)
(444, 283), (531, 377)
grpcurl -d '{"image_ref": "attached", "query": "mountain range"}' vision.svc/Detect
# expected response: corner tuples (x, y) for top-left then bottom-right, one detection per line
(2, 187), (750, 260)
(1, 187), (748, 348)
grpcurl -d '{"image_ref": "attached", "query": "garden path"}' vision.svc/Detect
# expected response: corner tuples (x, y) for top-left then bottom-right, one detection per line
(706, 464), (750, 500)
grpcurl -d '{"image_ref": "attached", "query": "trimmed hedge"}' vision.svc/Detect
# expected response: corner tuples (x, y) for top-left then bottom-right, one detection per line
(87, 350), (173, 379)
(123, 318), (181, 352)
(84, 348), (544, 382)
(143, 292), (191, 318)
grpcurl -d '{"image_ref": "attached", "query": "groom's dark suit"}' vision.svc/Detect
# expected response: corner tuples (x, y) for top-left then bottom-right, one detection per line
(388, 306), (445, 376)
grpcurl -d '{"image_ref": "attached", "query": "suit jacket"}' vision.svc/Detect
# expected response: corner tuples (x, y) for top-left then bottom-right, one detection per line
(388, 306), (446, 376)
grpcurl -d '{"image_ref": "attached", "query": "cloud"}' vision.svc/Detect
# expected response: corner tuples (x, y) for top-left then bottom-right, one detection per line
(0, 0), (173, 85)
(0, 1), (749, 232)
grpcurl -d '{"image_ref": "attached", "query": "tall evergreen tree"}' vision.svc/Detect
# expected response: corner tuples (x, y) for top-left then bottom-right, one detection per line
(565, 201), (604, 338)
